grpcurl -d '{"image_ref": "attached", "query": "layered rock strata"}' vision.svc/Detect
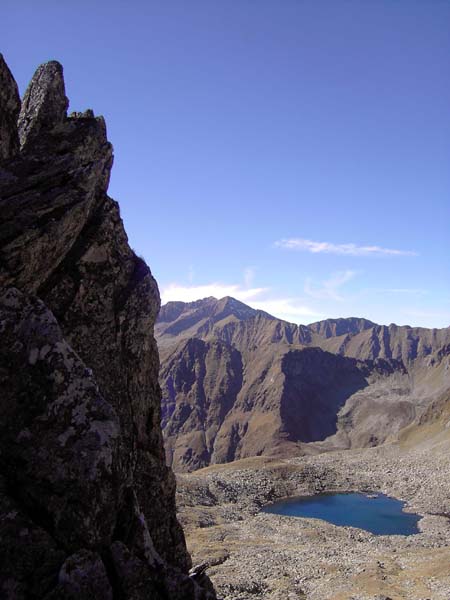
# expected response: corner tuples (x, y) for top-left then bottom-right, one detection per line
(0, 54), (214, 599)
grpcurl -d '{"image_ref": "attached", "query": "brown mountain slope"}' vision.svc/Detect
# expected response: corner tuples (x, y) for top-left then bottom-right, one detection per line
(157, 296), (450, 365)
(157, 297), (450, 472)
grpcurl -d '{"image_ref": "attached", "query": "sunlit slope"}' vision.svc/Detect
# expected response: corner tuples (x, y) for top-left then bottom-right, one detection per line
(157, 297), (450, 471)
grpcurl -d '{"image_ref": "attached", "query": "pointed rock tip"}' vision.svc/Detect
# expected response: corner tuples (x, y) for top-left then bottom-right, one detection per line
(18, 59), (69, 149)
(0, 53), (21, 162)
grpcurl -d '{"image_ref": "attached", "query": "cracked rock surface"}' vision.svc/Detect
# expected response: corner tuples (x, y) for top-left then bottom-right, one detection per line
(0, 55), (215, 599)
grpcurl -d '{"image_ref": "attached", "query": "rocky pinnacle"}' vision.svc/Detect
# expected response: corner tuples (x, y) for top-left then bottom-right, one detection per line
(0, 56), (216, 599)
(18, 60), (69, 149)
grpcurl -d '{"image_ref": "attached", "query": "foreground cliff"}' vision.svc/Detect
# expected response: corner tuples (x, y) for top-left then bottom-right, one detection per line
(0, 55), (214, 599)
(157, 297), (450, 471)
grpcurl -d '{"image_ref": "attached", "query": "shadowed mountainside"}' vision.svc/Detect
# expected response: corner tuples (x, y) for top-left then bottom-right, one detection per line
(156, 297), (450, 472)
(0, 55), (215, 599)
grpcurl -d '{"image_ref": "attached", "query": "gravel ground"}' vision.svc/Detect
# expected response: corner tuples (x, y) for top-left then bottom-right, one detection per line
(177, 440), (450, 600)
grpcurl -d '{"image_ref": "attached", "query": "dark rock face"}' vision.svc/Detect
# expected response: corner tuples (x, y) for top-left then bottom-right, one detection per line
(0, 57), (215, 599)
(0, 289), (122, 552)
(18, 61), (69, 150)
(161, 338), (243, 470)
(157, 297), (450, 472)
(280, 348), (369, 442)
(0, 54), (20, 161)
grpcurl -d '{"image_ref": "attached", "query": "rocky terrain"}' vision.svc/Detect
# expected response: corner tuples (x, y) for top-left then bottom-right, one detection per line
(0, 55), (214, 599)
(2, 51), (447, 600)
(176, 401), (450, 599)
(157, 297), (450, 471)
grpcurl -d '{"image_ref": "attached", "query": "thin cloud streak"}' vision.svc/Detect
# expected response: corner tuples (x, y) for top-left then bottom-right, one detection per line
(403, 309), (450, 322)
(243, 267), (255, 288)
(249, 298), (323, 320)
(364, 287), (428, 296)
(304, 270), (356, 301)
(275, 237), (418, 257)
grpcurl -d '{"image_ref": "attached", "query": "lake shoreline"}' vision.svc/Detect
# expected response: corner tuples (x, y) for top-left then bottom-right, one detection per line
(177, 441), (450, 599)
(262, 491), (421, 536)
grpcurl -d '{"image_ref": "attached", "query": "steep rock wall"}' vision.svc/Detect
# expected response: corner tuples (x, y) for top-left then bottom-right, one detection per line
(0, 54), (215, 599)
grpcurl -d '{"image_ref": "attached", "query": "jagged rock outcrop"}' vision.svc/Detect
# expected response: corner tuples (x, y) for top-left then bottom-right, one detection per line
(157, 297), (450, 472)
(18, 60), (69, 150)
(0, 56), (215, 599)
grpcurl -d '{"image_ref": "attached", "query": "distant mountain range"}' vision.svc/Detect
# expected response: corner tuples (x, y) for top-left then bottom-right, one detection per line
(156, 296), (450, 472)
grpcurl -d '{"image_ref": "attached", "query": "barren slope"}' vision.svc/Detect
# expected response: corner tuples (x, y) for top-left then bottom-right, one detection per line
(157, 297), (450, 472)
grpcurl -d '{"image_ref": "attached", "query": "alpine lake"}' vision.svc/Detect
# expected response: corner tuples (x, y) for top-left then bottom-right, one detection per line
(263, 492), (420, 535)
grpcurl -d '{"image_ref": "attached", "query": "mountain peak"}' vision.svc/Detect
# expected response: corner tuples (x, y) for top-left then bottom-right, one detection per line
(214, 295), (259, 319)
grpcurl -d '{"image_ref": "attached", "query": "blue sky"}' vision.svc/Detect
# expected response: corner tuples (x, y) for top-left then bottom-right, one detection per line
(4, 1), (450, 327)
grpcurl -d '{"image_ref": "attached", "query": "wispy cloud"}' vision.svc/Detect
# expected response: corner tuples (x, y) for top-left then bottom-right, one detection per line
(304, 270), (356, 301)
(160, 282), (323, 323)
(275, 237), (418, 257)
(187, 264), (195, 284)
(161, 283), (268, 305)
(366, 287), (428, 296)
(243, 267), (255, 288)
(403, 309), (450, 322)
(249, 298), (323, 320)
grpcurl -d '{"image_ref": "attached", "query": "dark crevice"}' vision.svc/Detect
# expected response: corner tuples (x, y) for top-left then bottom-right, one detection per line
(0, 168), (76, 200)
(2, 466), (60, 549)
(37, 193), (107, 317)
(100, 548), (126, 600)
(114, 255), (149, 315)
(34, 197), (85, 229)
(111, 487), (136, 549)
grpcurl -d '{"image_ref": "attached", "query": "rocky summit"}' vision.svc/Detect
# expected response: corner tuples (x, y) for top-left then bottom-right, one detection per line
(156, 296), (450, 472)
(0, 54), (215, 599)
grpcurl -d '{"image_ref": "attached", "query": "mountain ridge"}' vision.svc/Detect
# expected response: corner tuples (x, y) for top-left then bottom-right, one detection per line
(159, 295), (446, 331)
(156, 296), (450, 472)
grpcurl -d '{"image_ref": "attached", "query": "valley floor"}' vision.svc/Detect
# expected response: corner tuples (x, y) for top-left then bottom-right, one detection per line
(176, 436), (450, 600)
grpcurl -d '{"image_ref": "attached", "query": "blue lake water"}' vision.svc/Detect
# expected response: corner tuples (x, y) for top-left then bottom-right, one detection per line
(263, 492), (420, 535)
